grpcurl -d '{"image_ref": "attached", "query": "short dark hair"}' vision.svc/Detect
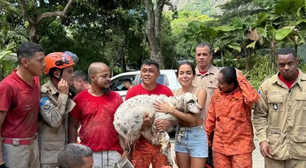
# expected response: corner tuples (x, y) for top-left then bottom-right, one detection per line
(58, 143), (93, 168)
(276, 47), (297, 58)
(123, 78), (132, 84)
(220, 67), (238, 88)
(17, 42), (44, 63)
(141, 59), (160, 71)
(74, 71), (88, 82)
(197, 42), (213, 54)
(176, 61), (196, 76)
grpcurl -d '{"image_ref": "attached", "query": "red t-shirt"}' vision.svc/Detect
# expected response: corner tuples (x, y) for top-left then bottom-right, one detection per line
(125, 83), (173, 100)
(70, 90), (124, 153)
(199, 71), (207, 75)
(278, 71), (299, 89)
(0, 70), (40, 138)
(125, 83), (173, 146)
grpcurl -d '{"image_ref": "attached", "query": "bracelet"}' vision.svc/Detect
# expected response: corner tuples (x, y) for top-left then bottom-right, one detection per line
(0, 161), (4, 165)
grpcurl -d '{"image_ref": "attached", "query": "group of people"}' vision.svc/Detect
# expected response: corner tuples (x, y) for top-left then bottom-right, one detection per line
(0, 41), (304, 168)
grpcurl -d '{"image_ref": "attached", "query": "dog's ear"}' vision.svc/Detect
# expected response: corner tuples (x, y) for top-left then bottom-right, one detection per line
(176, 94), (185, 112)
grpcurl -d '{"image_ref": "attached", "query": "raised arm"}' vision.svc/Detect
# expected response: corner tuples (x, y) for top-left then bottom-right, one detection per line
(236, 70), (260, 106)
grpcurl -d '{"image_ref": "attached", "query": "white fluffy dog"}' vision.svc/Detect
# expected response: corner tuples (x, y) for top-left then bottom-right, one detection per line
(113, 92), (201, 165)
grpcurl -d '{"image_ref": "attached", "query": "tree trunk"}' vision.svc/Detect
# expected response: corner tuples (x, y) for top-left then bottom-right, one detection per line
(20, 0), (75, 43)
(144, 0), (166, 68)
(29, 25), (38, 43)
(120, 47), (127, 72)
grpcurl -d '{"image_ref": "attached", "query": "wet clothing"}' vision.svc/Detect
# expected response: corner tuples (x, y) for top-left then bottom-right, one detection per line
(205, 76), (259, 166)
(254, 70), (306, 162)
(70, 90), (123, 154)
(125, 84), (173, 168)
(38, 80), (75, 167)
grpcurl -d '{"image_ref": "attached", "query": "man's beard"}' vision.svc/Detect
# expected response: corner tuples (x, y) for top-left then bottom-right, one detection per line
(101, 87), (110, 94)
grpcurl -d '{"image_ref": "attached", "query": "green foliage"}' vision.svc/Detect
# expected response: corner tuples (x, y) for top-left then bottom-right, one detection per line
(180, 0), (217, 15)
(0, 44), (17, 81)
(218, 0), (277, 24)
(244, 55), (277, 89)
(165, 10), (212, 60)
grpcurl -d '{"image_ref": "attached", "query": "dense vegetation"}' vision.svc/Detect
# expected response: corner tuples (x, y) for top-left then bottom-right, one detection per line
(1, 0), (306, 89)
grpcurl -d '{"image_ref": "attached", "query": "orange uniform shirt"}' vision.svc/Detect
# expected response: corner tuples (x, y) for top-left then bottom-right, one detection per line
(205, 76), (260, 155)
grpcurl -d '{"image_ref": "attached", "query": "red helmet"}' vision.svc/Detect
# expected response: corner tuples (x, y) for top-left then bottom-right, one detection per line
(45, 51), (79, 74)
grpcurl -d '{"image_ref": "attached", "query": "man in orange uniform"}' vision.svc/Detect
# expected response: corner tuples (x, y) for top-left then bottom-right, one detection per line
(205, 67), (259, 168)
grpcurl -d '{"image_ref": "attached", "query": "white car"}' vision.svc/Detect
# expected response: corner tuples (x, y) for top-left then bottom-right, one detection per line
(110, 69), (181, 100)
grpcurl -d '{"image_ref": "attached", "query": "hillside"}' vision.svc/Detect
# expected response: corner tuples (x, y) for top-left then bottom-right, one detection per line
(166, 0), (229, 16)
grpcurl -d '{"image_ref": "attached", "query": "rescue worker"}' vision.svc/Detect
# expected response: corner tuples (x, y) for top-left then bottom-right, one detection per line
(193, 42), (221, 122)
(254, 48), (306, 168)
(205, 67), (259, 168)
(38, 51), (78, 168)
(0, 42), (45, 168)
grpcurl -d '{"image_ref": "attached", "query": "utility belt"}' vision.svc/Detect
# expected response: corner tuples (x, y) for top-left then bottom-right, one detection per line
(2, 133), (38, 146)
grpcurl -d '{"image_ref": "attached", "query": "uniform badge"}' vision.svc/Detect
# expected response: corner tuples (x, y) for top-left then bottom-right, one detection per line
(40, 97), (51, 110)
(273, 104), (278, 111)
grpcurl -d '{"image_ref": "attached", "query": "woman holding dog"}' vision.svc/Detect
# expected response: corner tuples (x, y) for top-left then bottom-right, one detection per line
(153, 61), (208, 168)
(205, 67), (259, 168)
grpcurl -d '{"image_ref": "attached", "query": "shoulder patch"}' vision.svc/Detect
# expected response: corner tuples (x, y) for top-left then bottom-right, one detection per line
(40, 97), (51, 110)
(40, 97), (50, 106)
(39, 97), (50, 106)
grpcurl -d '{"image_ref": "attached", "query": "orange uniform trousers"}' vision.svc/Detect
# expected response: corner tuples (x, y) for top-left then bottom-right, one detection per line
(131, 137), (169, 168)
(213, 151), (252, 168)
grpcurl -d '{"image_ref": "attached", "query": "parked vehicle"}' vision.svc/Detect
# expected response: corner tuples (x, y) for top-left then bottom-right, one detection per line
(110, 69), (181, 100)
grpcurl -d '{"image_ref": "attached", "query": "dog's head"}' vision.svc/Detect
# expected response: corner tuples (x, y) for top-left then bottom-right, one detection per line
(174, 92), (202, 114)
